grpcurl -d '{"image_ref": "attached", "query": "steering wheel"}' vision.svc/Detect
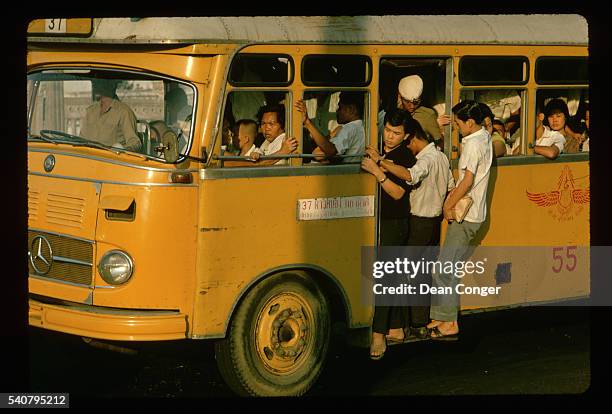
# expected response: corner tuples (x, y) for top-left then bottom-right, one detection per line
(40, 129), (86, 142)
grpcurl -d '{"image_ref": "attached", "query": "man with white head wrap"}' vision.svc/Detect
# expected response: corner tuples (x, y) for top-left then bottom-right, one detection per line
(397, 75), (443, 145)
(378, 75), (445, 150)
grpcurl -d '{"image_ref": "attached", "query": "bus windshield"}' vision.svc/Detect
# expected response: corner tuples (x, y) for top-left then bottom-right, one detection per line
(27, 68), (196, 162)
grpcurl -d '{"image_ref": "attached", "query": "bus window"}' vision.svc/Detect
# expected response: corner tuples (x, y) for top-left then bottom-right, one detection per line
(460, 89), (525, 157)
(302, 55), (371, 87)
(220, 90), (292, 167)
(229, 54), (293, 86)
(534, 88), (589, 154)
(27, 69), (196, 160)
(300, 89), (368, 164)
(535, 57), (588, 85)
(460, 56), (529, 85)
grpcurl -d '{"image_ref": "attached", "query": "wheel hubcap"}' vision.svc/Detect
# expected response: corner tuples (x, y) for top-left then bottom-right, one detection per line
(255, 293), (313, 375)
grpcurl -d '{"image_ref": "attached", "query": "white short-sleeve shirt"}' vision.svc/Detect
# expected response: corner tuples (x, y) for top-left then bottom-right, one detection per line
(458, 127), (493, 224)
(256, 133), (288, 165)
(536, 126), (566, 154)
(406, 142), (455, 218)
(330, 119), (365, 163)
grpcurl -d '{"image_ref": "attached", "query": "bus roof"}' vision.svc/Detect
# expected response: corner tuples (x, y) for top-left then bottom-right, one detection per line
(29, 15), (588, 46)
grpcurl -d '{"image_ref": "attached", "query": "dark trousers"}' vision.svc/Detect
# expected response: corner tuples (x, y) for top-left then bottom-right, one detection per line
(372, 217), (410, 334)
(404, 214), (442, 327)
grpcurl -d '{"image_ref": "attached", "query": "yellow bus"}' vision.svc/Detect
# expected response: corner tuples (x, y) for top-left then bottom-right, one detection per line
(27, 16), (589, 397)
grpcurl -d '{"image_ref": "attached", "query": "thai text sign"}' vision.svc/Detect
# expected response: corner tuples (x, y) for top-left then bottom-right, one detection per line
(297, 195), (375, 221)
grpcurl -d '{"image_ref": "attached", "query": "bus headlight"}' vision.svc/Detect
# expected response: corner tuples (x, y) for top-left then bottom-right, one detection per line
(98, 250), (134, 285)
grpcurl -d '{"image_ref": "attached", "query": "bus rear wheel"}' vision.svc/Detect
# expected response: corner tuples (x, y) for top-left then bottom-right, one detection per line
(214, 272), (330, 397)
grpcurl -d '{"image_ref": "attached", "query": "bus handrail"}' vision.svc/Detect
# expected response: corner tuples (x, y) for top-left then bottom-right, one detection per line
(214, 153), (366, 160)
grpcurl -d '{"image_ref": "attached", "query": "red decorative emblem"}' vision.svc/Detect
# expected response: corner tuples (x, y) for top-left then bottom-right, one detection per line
(526, 166), (589, 220)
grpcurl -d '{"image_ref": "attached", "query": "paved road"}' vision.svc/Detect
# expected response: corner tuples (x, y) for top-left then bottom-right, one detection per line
(28, 305), (590, 399)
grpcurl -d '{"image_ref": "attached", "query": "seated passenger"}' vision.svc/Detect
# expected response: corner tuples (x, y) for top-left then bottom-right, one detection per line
(223, 119), (262, 167)
(478, 103), (506, 158)
(581, 104), (590, 152)
(296, 91), (365, 163)
(535, 98), (567, 160)
(492, 119), (506, 141)
(562, 104), (588, 153)
(303, 91), (339, 156)
(81, 79), (142, 152)
(166, 87), (190, 126)
(248, 104), (297, 166)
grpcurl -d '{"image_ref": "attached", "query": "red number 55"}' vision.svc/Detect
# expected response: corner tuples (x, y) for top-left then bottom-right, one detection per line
(552, 246), (578, 273)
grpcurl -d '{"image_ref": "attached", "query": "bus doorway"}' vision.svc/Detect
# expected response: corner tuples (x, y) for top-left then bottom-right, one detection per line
(379, 57), (452, 155)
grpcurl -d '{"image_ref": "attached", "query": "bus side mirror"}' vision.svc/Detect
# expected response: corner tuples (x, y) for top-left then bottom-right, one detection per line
(160, 130), (179, 163)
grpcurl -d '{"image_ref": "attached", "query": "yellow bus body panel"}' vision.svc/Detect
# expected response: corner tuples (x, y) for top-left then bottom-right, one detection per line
(192, 173), (376, 336)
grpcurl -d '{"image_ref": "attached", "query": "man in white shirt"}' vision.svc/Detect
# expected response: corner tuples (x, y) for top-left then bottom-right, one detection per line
(296, 91), (365, 163)
(426, 100), (493, 341)
(248, 104), (297, 166)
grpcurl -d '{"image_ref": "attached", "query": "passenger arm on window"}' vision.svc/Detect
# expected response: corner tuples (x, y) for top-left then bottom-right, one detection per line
(535, 112), (545, 141)
(247, 137), (298, 166)
(534, 144), (560, 160)
(296, 99), (337, 158)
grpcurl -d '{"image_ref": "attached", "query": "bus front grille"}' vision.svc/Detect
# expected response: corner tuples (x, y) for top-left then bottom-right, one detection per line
(46, 193), (86, 229)
(27, 230), (94, 286)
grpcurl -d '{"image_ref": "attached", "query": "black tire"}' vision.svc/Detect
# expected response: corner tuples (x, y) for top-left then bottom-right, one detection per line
(214, 271), (330, 397)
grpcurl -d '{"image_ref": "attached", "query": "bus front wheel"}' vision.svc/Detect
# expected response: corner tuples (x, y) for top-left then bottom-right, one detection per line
(214, 272), (330, 397)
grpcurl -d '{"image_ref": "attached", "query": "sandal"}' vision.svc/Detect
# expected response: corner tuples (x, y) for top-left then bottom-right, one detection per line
(428, 326), (459, 342)
(369, 337), (387, 360)
(410, 326), (430, 340)
(385, 327), (408, 343)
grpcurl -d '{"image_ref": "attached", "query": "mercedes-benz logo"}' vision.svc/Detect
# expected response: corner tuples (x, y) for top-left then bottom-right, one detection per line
(29, 236), (54, 275)
(44, 155), (55, 173)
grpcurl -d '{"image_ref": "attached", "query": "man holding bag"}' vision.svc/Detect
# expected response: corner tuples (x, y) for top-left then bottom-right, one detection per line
(426, 100), (493, 341)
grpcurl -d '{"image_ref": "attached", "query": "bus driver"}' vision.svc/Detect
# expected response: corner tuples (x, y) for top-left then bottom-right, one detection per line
(80, 79), (142, 152)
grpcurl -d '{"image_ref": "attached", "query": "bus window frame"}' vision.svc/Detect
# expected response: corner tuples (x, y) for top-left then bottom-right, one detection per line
(377, 55), (453, 160)
(27, 78), (40, 131)
(27, 66), (199, 165)
(301, 54), (373, 87)
(459, 55), (530, 86)
(531, 85), (589, 154)
(228, 53), (295, 87)
(535, 56), (588, 85)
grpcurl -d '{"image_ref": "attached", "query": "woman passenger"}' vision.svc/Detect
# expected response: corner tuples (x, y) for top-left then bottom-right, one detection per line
(534, 98), (568, 159)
